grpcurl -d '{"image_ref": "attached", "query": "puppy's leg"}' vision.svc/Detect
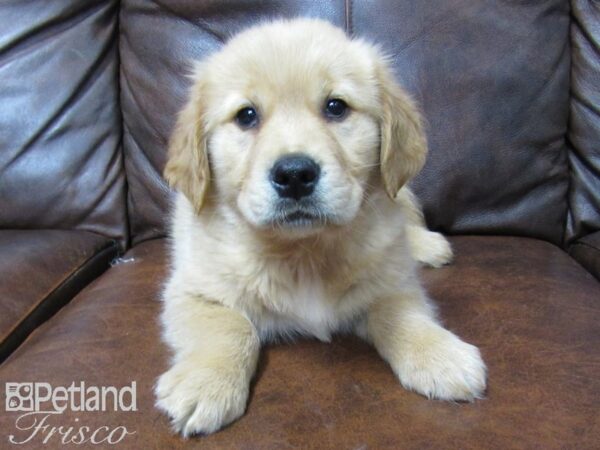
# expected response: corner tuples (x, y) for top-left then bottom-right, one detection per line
(365, 282), (486, 401)
(397, 188), (453, 267)
(155, 290), (260, 437)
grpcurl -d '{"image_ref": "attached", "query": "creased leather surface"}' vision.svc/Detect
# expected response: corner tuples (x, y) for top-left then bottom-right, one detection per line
(352, 0), (571, 244)
(0, 0), (127, 245)
(566, 0), (600, 244)
(569, 230), (600, 281)
(1, 237), (598, 449)
(0, 230), (117, 361)
(120, 0), (346, 245)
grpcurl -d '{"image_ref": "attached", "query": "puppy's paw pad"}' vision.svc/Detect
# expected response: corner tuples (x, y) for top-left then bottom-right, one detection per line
(395, 328), (486, 401)
(155, 363), (248, 437)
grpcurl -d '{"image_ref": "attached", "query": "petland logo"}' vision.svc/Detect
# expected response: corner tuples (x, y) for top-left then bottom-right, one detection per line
(5, 382), (137, 445)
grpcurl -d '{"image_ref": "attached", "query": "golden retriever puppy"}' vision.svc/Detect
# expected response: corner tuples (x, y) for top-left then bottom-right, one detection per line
(155, 18), (485, 437)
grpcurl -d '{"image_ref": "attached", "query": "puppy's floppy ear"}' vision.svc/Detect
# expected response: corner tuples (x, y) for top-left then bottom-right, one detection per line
(377, 63), (427, 200)
(163, 76), (210, 214)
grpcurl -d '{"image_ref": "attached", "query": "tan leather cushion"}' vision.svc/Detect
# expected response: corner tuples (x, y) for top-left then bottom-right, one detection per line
(1, 237), (598, 448)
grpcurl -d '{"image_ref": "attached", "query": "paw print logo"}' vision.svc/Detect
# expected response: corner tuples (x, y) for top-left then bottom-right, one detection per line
(5, 383), (34, 412)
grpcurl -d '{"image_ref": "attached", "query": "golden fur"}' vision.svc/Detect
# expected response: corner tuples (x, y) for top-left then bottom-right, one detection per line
(156, 19), (486, 437)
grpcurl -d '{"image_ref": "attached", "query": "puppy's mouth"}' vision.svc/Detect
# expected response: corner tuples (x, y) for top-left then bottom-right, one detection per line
(272, 204), (326, 229)
(279, 210), (320, 227)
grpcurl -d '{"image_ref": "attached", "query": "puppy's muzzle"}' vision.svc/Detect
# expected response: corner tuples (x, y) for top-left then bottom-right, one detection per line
(269, 154), (320, 200)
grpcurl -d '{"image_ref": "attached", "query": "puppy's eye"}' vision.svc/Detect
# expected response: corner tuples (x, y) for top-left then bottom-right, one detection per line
(324, 98), (348, 120)
(235, 107), (259, 128)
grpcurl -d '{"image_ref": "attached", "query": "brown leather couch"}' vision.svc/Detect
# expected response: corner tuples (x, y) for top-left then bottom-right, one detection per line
(1, 1), (599, 448)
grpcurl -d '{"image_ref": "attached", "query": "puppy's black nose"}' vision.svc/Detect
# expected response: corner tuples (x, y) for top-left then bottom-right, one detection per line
(270, 154), (320, 200)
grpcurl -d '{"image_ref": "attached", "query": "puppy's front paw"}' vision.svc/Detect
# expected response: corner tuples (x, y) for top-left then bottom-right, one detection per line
(393, 325), (486, 401)
(155, 361), (249, 437)
(407, 226), (453, 268)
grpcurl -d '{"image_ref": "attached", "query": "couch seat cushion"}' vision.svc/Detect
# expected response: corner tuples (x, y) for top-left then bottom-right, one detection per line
(0, 230), (118, 361)
(0, 237), (598, 449)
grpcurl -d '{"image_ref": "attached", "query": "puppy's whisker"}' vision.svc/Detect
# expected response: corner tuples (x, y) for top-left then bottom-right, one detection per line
(352, 162), (381, 170)
(361, 193), (385, 223)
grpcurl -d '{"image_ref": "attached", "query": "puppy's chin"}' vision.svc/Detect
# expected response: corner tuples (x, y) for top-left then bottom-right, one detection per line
(271, 209), (330, 239)
(242, 209), (328, 239)
(238, 204), (357, 240)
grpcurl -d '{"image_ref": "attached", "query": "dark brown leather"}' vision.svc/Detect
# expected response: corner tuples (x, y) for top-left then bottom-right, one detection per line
(353, 0), (571, 245)
(569, 231), (600, 281)
(1, 237), (598, 449)
(120, 0), (346, 245)
(566, 0), (600, 244)
(0, 230), (118, 362)
(0, 0), (127, 245)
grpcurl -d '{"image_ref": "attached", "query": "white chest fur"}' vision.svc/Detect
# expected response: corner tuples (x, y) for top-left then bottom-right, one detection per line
(258, 267), (339, 342)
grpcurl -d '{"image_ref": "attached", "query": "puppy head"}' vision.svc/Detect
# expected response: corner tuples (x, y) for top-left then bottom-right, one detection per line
(164, 19), (426, 237)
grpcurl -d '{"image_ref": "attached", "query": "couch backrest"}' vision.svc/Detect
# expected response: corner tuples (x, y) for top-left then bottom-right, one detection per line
(120, 0), (574, 246)
(4, 1), (596, 249)
(567, 0), (600, 244)
(0, 0), (127, 245)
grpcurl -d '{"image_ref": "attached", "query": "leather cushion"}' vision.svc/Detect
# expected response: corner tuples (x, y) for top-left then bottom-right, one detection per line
(352, 0), (571, 244)
(0, 230), (118, 362)
(0, 0), (127, 244)
(1, 236), (598, 448)
(566, 0), (600, 243)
